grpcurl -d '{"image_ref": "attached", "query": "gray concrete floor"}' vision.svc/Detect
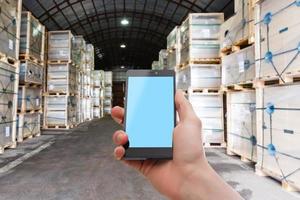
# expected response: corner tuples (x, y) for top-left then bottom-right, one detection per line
(0, 117), (299, 200)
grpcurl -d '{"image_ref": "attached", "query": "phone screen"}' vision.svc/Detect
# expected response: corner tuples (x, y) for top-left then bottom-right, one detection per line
(125, 76), (175, 148)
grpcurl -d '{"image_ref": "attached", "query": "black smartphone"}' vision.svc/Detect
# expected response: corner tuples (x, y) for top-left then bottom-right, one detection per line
(123, 70), (176, 160)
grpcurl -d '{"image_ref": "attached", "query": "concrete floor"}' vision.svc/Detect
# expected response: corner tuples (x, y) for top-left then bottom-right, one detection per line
(0, 117), (299, 200)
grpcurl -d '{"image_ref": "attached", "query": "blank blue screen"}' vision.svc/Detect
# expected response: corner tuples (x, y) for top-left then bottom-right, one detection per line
(126, 76), (174, 148)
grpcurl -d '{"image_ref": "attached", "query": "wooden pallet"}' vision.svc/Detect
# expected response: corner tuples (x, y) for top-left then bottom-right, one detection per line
(18, 108), (42, 114)
(204, 142), (226, 148)
(43, 92), (77, 96)
(42, 124), (75, 130)
(226, 149), (255, 164)
(19, 54), (44, 65)
(180, 58), (221, 68)
(47, 60), (73, 65)
(185, 88), (222, 95)
(255, 73), (300, 87)
(17, 131), (41, 143)
(222, 81), (255, 91)
(19, 82), (43, 88)
(0, 142), (17, 154)
(221, 37), (255, 57)
(255, 166), (300, 192)
(0, 52), (18, 67)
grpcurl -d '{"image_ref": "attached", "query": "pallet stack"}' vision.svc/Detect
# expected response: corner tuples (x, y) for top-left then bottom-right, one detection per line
(104, 71), (113, 115)
(254, 0), (300, 191)
(151, 61), (160, 70)
(166, 26), (181, 70)
(43, 31), (77, 130)
(158, 49), (168, 70)
(92, 70), (104, 118)
(176, 13), (225, 147)
(0, 0), (22, 154)
(17, 11), (45, 142)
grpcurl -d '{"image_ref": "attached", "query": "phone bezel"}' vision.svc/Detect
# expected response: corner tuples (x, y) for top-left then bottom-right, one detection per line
(123, 70), (176, 160)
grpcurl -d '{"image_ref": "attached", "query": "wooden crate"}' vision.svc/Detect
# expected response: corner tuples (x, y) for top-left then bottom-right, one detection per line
(255, 0), (300, 83)
(256, 84), (300, 191)
(227, 90), (257, 162)
(17, 112), (41, 142)
(0, 60), (19, 153)
(19, 60), (43, 86)
(19, 11), (45, 64)
(48, 30), (73, 62)
(18, 86), (42, 113)
(0, 0), (22, 63)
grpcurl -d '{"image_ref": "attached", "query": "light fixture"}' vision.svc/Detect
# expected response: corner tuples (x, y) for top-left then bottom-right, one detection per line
(120, 44), (126, 48)
(120, 66), (125, 69)
(121, 18), (129, 26)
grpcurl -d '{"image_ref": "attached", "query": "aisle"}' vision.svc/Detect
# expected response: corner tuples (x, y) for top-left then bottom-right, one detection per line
(0, 118), (164, 200)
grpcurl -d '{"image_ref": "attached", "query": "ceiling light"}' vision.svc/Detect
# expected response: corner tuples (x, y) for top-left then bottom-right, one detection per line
(121, 18), (129, 26)
(120, 66), (125, 69)
(120, 44), (126, 48)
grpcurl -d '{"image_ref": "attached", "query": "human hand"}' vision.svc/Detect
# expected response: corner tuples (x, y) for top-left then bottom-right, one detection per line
(111, 90), (241, 200)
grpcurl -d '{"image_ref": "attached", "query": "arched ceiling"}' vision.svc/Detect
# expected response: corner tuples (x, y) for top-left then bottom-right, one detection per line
(23, 0), (234, 70)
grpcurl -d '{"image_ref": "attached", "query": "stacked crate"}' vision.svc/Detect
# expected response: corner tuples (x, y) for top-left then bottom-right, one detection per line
(176, 13), (225, 147)
(0, 0), (22, 153)
(151, 61), (160, 70)
(254, 0), (300, 191)
(92, 70), (104, 118)
(158, 50), (168, 70)
(104, 71), (113, 115)
(43, 31), (77, 130)
(81, 44), (94, 121)
(166, 26), (181, 70)
(17, 11), (45, 142)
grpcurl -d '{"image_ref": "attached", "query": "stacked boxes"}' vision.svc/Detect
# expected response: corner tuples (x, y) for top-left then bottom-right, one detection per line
(92, 70), (104, 118)
(158, 50), (168, 69)
(0, 0), (21, 153)
(166, 26), (181, 70)
(151, 61), (160, 70)
(43, 31), (77, 129)
(104, 71), (113, 115)
(176, 13), (225, 146)
(254, 0), (300, 191)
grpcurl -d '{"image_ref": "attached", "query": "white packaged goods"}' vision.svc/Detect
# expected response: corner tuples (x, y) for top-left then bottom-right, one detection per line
(188, 93), (224, 144)
(48, 31), (73, 61)
(18, 86), (42, 112)
(105, 86), (112, 98)
(84, 44), (94, 71)
(92, 70), (104, 87)
(255, 0), (300, 80)
(220, 0), (254, 49)
(159, 49), (168, 69)
(47, 63), (77, 94)
(151, 61), (161, 70)
(167, 27), (181, 69)
(167, 26), (179, 50)
(256, 84), (300, 190)
(93, 107), (103, 118)
(0, 0), (21, 60)
(112, 71), (126, 82)
(227, 90), (256, 162)
(20, 12), (45, 61)
(72, 36), (86, 67)
(104, 71), (112, 85)
(222, 45), (255, 86)
(166, 50), (177, 70)
(17, 113), (40, 142)
(177, 64), (221, 90)
(19, 60), (43, 85)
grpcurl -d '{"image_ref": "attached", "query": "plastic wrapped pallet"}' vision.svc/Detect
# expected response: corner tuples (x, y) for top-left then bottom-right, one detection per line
(17, 112), (40, 142)
(18, 86), (42, 112)
(256, 84), (300, 190)
(20, 12), (45, 62)
(255, 0), (300, 81)
(0, 0), (21, 60)
(188, 93), (224, 144)
(92, 70), (104, 87)
(48, 31), (73, 61)
(176, 64), (221, 90)
(0, 61), (18, 152)
(227, 90), (256, 162)
(159, 49), (168, 69)
(180, 13), (223, 64)
(19, 60), (43, 85)
(222, 45), (255, 86)
(220, 0), (254, 50)
(72, 36), (85, 68)
(167, 26), (179, 50)
(105, 86), (112, 98)
(47, 63), (76, 94)
(92, 88), (103, 107)
(151, 61), (161, 70)
(104, 71), (112, 85)
(84, 44), (94, 70)
(44, 95), (77, 127)
(93, 107), (103, 118)
(112, 70), (126, 82)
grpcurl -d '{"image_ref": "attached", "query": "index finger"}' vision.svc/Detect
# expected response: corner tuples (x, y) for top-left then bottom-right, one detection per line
(111, 106), (124, 125)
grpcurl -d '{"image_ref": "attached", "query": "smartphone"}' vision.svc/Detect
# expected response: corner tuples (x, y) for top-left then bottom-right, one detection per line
(124, 70), (176, 160)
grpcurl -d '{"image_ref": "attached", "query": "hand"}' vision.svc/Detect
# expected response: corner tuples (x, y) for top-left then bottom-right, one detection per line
(111, 90), (241, 200)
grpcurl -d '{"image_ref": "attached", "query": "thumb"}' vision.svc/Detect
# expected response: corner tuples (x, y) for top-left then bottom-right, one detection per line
(175, 90), (197, 121)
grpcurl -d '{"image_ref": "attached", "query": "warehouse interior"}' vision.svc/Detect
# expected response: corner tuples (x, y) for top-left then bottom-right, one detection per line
(0, 0), (300, 199)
